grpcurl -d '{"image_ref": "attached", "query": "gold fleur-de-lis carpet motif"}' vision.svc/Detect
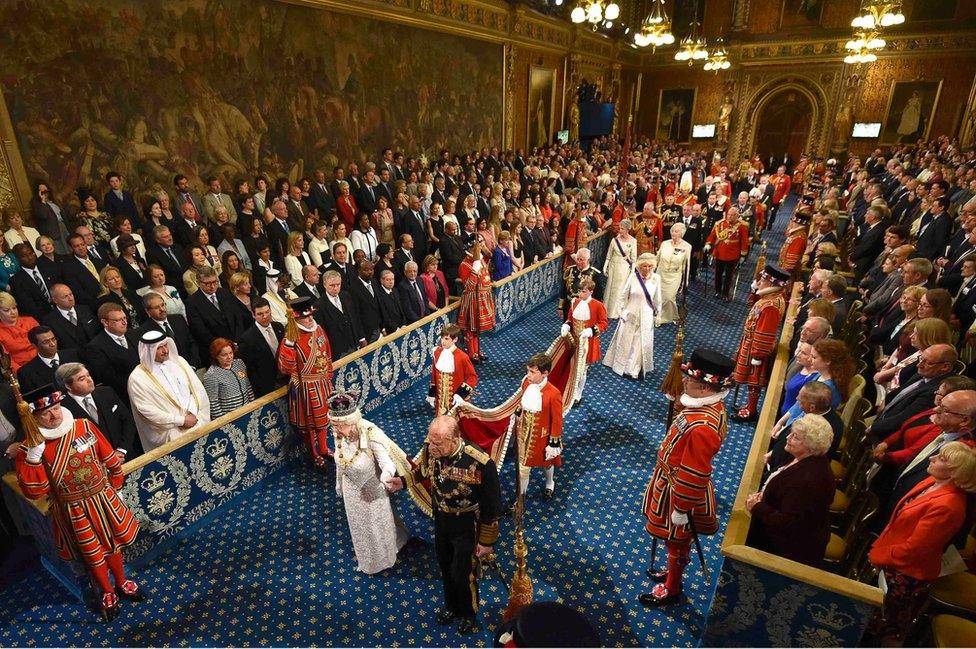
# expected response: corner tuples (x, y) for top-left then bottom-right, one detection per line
(0, 203), (793, 647)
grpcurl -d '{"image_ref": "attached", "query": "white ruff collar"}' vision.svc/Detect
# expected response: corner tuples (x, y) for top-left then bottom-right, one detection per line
(39, 407), (76, 440)
(298, 322), (317, 333)
(521, 378), (547, 413)
(435, 346), (456, 373)
(756, 286), (781, 296)
(680, 390), (728, 408)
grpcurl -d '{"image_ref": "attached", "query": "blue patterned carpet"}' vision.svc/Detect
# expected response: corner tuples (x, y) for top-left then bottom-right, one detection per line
(0, 202), (791, 647)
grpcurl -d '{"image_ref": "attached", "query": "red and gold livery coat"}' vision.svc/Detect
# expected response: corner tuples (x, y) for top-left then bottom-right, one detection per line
(771, 173), (792, 205)
(278, 325), (334, 430)
(636, 216), (664, 255)
(733, 289), (786, 386)
(517, 378), (564, 468)
(705, 219), (750, 262)
(566, 297), (609, 364)
(642, 400), (727, 542)
(16, 417), (139, 566)
(457, 257), (496, 332)
(429, 346), (478, 415)
(778, 225), (809, 274)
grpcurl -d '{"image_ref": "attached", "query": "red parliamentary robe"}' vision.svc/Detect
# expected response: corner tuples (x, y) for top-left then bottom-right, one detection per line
(643, 396), (726, 542)
(278, 324), (334, 430)
(566, 297), (609, 364)
(733, 289), (786, 386)
(778, 225), (809, 274)
(457, 256), (495, 332)
(16, 414), (139, 565)
(430, 346), (478, 415)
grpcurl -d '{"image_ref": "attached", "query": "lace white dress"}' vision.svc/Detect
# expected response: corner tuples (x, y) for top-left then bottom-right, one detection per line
(335, 423), (410, 574)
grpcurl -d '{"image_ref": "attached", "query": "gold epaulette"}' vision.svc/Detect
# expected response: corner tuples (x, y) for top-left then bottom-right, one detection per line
(463, 443), (490, 465)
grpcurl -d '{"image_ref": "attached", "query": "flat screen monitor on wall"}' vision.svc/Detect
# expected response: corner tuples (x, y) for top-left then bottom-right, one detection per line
(852, 122), (882, 138)
(692, 124), (716, 138)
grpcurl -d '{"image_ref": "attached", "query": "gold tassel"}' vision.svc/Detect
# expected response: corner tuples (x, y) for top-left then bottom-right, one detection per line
(659, 321), (685, 402)
(753, 240), (767, 281)
(285, 306), (299, 343)
(1, 350), (43, 447)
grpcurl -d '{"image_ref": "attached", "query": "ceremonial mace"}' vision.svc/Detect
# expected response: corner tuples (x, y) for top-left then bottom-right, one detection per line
(502, 427), (533, 621)
(0, 349), (44, 447)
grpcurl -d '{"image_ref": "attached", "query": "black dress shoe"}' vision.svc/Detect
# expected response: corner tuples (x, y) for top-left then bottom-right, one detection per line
(638, 585), (683, 607)
(731, 410), (757, 423)
(644, 568), (668, 582)
(436, 608), (458, 625)
(458, 617), (479, 634)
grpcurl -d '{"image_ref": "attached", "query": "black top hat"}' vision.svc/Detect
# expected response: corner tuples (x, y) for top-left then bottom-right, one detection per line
(680, 349), (734, 388)
(502, 601), (600, 647)
(761, 263), (791, 285)
(289, 296), (315, 317)
(22, 384), (65, 413)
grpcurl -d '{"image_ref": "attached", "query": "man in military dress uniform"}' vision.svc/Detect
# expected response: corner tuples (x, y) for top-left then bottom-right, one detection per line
(778, 208), (811, 276)
(457, 240), (495, 364)
(559, 247), (605, 320)
(278, 295), (335, 470)
(732, 264), (789, 422)
(428, 324), (478, 416)
(640, 349), (734, 607)
(767, 165), (792, 230)
(16, 384), (143, 621)
(385, 415), (502, 635)
(703, 207), (750, 301)
(659, 193), (683, 232)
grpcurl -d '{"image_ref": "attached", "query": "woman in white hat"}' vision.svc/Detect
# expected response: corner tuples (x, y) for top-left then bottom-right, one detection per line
(330, 392), (411, 575)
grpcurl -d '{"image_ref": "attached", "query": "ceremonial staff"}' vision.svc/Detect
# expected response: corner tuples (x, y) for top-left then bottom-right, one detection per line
(503, 421), (533, 621)
(0, 350), (44, 447)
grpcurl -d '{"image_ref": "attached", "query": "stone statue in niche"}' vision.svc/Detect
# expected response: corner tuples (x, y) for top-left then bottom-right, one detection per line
(716, 93), (735, 143)
(569, 101), (581, 143)
(831, 74), (860, 150)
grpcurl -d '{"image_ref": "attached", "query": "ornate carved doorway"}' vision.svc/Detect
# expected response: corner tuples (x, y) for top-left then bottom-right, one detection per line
(753, 89), (813, 163)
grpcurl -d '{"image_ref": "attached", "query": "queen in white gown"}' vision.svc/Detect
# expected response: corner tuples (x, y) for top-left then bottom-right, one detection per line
(331, 393), (410, 575)
(655, 222), (692, 325)
(602, 219), (638, 319)
(603, 254), (661, 379)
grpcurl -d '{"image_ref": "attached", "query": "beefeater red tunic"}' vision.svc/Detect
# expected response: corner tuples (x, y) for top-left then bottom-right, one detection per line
(278, 325), (334, 430)
(733, 289), (786, 386)
(566, 297), (609, 364)
(430, 346), (478, 415)
(457, 256), (496, 333)
(16, 417), (139, 567)
(778, 225), (809, 274)
(642, 399), (726, 542)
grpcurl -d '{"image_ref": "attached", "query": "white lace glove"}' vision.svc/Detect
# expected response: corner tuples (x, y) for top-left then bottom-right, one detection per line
(751, 359), (762, 366)
(544, 445), (562, 461)
(452, 394), (465, 407)
(426, 396), (436, 408)
(670, 510), (689, 527)
(580, 328), (593, 339)
(25, 443), (45, 464)
(560, 323), (571, 337)
(472, 260), (483, 273)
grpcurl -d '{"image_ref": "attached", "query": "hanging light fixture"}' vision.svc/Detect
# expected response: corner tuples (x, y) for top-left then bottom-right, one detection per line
(633, 0), (675, 49)
(703, 38), (731, 72)
(570, 0), (621, 24)
(851, 0), (905, 29)
(843, 29), (885, 63)
(674, 22), (708, 64)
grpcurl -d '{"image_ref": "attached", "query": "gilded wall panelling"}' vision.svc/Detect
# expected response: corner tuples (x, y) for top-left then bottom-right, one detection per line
(960, 72), (976, 150)
(0, 86), (28, 211)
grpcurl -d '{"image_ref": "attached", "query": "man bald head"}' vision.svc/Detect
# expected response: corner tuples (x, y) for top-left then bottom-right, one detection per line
(800, 316), (831, 344)
(427, 415), (461, 458)
(935, 390), (976, 434)
(918, 343), (957, 379)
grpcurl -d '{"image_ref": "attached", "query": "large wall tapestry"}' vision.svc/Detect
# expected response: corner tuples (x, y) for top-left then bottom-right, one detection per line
(880, 80), (943, 145)
(0, 0), (503, 204)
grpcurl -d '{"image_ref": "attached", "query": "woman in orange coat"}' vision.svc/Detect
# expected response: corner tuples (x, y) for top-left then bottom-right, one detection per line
(865, 441), (976, 646)
(0, 291), (39, 372)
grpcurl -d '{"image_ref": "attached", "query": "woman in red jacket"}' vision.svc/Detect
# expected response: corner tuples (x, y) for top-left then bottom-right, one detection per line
(865, 441), (976, 646)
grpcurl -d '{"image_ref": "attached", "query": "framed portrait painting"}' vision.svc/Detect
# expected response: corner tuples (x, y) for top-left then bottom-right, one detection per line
(880, 80), (943, 145)
(656, 88), (696, 143)
(527, 66), (557, 148)
(779, 0), (824, 29)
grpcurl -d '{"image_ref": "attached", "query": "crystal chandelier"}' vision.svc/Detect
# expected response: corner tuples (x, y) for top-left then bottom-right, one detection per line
(633, 0), (675, 49)
(843, 29), (885, 63)
(703, 38), (731, 72)
(571, 0), (620, 24)
(674, 21), (708, 64)
(851, 0), (905, 29)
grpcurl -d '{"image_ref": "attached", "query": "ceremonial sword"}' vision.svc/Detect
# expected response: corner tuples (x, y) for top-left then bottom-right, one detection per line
(686, 516), (709, 580)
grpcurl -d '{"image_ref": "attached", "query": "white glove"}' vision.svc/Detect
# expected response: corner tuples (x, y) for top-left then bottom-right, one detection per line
(560, 323), (571, 337)
(670, 510), (689, 527)
(426, 396), (436, 408)
(452, 394), (465, 407)
(472, 259), (483, 273)
(751, 359), (762, 366)
(619, 311), (630, 322)
(580, 328), (593, 339)
(544, 445), (562, 461)
(25, 443), (45, 464)
(703, 244), (711, 253)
